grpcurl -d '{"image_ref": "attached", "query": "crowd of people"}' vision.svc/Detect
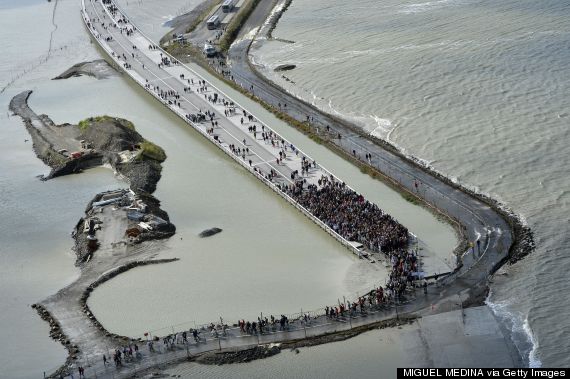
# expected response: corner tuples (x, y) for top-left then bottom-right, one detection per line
(282, 176), (408, 253)
(103, 344), (141, 368)
(79, 5), (431, 379)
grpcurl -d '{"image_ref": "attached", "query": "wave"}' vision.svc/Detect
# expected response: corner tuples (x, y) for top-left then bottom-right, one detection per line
(399, 0), (462, 14)
(486, 292), (541, 368)
(231, 26), (260, 49)
(524, 318), (542, 368)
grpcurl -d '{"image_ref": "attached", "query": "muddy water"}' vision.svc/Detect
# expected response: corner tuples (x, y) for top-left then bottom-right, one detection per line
(0, 0), (455, 377)
(251, 0), (570, 366)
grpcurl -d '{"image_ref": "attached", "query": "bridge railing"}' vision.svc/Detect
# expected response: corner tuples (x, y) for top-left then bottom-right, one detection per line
(54, 298), (402, 378)
(81, 0), (365, 257)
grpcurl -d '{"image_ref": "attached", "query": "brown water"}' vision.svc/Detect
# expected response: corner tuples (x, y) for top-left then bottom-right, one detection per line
(249, 0), (570, 367)
(0, 0), (456, 377)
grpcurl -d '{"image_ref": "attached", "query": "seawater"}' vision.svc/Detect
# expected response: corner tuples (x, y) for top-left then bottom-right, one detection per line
(0, 0), (456, 377)
(251, 0), (570, 367)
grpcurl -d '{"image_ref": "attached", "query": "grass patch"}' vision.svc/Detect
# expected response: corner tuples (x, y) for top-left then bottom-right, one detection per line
(401, 191), (420, 205)
(360, 165), (379, 179)
(78, 116), (135, 131)
(78, 119), (90, 131)
(219, 0), (262, 52)
(138, 141), (166, 162)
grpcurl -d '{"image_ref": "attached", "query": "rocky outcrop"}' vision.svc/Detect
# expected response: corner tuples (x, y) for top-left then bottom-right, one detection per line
(9, 91), (165, 193)
(53, 59), (118, 80)
(195, 345), (281, 365)
(199, 227), (222, 237)
(274, 64), (296, 72)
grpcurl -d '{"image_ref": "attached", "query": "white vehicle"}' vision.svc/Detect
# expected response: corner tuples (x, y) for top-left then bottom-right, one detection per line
(203, 43), (217, 57)
(206, 15), (220, 30)
(222, 0), (234, 12)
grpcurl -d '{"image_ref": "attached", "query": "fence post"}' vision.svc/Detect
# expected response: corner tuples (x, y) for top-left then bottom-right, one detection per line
(301, 308), (307, 338)
(395, 294), (399, 320)
(343, 296), (352, 329)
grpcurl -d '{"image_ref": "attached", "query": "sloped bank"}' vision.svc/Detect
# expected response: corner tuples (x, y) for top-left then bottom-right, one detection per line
(10, 90), (176, 265)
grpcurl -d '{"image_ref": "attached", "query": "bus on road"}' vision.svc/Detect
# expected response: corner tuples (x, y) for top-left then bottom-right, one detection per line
(206, 15), (220, 30)
(222, 0), (234, 13)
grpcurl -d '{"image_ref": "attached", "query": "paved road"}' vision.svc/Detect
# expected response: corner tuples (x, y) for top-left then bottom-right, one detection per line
(38, 0), (516, 377)
(85, 0), (373, 256)
(228, 0), (513, 277)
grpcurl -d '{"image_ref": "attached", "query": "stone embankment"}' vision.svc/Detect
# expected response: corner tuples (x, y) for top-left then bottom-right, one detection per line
(195, 345), (281, 365)
(10, 90), (176, 265)
(9, 90), (164, 192)
(9, 88), (179, 377)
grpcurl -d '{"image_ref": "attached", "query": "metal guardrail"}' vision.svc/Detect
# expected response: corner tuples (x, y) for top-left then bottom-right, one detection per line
(61, 301), (400, 379)
(81, 0), (366, 256)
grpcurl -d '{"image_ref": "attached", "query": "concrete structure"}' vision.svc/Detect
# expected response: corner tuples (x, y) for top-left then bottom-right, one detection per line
(83, 0), (405, 260)
(402, 306), (522, 368)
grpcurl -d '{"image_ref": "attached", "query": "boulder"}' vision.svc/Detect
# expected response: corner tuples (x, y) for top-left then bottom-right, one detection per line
(274, 64), (296, 72)
(199, 227), (222, 238)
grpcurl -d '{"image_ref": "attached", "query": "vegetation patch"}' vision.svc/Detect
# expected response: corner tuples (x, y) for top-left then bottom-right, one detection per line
(219, 0), (262, 52)
(78, 116), (135, 131)
(360, 165), (379, 179)
(138, 140), (167, 162)
(78, 119), (90, 131)
(401, 191), (420, 205)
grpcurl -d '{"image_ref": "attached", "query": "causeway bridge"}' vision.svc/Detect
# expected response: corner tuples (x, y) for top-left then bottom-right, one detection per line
(83, 0), (380, 258)
(35, 0), (516, 377)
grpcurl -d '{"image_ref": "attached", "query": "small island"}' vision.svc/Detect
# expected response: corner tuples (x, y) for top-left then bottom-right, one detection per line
(9, 90), (175, 265)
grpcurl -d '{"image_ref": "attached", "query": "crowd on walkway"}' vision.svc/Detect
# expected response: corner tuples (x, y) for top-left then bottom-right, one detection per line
(71, 4), (431, 379)
(281, 175), (408, 252)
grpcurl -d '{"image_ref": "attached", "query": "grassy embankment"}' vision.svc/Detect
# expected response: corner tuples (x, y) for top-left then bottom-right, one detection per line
(78, 116), (135, 131)
(138, 141), (166, 162)
(77, 116), (165, 162)
(219, 0), (262, 52)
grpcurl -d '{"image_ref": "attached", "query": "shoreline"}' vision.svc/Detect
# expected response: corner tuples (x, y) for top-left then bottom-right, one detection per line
(160, 0), (534, 268)
(253, 0), (535, 264)
(168, 0), (533, 267)
(247, 0), (533, 266)
(10, 89), (178, 378)
(20, 0), (529, 375)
